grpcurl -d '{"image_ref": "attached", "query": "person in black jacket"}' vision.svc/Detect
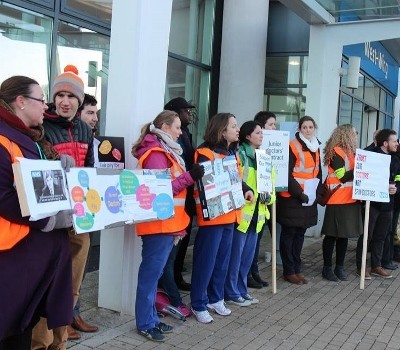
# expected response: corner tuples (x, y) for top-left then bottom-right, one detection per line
(276, 116), (322, 285)
(356, 129), (400, 279)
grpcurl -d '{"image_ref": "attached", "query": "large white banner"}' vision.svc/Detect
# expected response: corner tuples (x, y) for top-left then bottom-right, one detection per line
(352, 149), (390, 202)
(261, 130), (290, 191)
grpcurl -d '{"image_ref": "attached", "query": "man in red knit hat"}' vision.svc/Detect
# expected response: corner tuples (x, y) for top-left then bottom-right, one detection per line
(31, 65), (98, 350)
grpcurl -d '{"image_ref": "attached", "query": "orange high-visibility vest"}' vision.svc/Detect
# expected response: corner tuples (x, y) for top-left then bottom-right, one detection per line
(135, 146), (189, 236)
(194, 148), (242, 226)
(0, 135), (30, 250)
(326, 146), (356, 205)
(280, 138), (320, 198)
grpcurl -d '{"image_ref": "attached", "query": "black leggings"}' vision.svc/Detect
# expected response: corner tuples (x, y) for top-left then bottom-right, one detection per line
(0, 328), (32, 350)
(322, 236), (348, 267)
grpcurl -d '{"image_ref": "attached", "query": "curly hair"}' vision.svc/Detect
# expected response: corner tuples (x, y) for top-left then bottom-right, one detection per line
(323, 124), (356, 166)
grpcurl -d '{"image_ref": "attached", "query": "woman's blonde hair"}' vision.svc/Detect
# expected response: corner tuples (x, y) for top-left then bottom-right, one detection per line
(131, 110), (179, 156)
(323, 124), (356, 166)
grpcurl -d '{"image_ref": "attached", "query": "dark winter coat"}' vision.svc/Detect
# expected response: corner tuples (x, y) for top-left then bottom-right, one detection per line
(276, 133), (322, 228)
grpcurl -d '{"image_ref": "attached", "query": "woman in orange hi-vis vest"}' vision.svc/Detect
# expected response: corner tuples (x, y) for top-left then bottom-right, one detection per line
(277, 116), (322, 285)
(0, 76), (75, 350)
(131, 110), (205, 342)
(321, 124), (362, 282)
(190, 113), (254, 324)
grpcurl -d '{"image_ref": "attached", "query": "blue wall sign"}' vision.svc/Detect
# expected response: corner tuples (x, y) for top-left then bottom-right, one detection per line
(343, 42), (398, 95)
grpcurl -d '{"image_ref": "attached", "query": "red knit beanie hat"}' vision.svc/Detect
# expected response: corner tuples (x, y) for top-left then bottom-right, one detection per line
(52, 65), (84, 105)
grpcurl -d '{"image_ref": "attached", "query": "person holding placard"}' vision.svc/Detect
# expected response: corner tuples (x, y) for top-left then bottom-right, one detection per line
(132, 110), (205, 341)
(0, 76), (74, 350)
(355, 129), (400, 279)
(247, 111), (277, 289)
(277, 116), (322, 285)
(224, 121), (275, 307)
(320, 124), (362, 282)
(191, 113), (254, 323)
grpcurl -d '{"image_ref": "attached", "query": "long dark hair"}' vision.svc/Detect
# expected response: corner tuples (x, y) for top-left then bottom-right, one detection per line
(239, 121), (262, 145)
(203, 113), (236, 149)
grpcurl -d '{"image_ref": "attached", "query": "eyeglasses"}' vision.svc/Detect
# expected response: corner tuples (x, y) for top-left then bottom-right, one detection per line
(24, 96), (46, 104)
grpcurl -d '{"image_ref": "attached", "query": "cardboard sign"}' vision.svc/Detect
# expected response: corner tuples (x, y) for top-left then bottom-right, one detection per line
(255, 149), (273, 193)
(260, 130), (290, 191)
(196, 155), (244, 220)
(352, 149), (390, 202)
(66, 168), (174, 233)
(94, 136), (125, 169)
(12, 158), (71, 220)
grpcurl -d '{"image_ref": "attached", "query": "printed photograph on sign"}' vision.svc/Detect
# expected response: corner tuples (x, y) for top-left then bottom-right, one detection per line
(32, 170), (67, 203)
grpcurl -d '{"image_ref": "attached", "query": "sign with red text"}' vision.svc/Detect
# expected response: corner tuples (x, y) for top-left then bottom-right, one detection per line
(352, 149), (390, 202)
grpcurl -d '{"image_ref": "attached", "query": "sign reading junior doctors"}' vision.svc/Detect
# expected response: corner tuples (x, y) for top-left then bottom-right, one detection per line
(352, 149), (391, 202)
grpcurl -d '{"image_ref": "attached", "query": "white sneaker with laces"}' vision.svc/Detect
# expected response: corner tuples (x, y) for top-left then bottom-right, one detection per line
(207, 300), (232, 316)
(191, 307), (213, 323)
(243, 294), (259, 304)
(226, 297), (251, 307)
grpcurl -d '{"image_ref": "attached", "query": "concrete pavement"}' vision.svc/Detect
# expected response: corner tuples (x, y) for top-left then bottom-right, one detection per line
(68, 237), (400, 349)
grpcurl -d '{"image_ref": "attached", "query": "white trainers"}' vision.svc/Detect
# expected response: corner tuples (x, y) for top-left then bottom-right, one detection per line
(207, 300), (232, 316)
(243, 294), (259, 304)
(191, 307), (213, 323)
(226, 297), (251, 307)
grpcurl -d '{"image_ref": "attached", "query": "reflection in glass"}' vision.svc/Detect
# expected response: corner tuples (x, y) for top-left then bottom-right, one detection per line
(0, 3), (52, 96)
(165, 56), (210, 146)
(169, 0), (215, 65)
(338, 92), (351, 125)
(352, 99), (362, 147)
(64, 0), (112, 23)
(57, 21), (110, 135)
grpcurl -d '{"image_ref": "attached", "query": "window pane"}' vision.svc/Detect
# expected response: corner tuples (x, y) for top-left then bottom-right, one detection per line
(386, 94), (394, 114)
(169, 0), (215, 65)
(57, 21), (110, 135)
(0, 3), (52, 95)
(265, 87), (306, 122)
(364, 77), (379, 108)
(165, 56), (211, 146)
(338, 92), (351, 125)
(63, 0), (112, 23)
(352, 99), (362, 147)
(266, 56), (305, 85)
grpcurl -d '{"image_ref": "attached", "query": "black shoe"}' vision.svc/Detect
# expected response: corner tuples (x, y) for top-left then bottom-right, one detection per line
(382, 263), (398, 270)
(322, 266), (339, 282)
(156, 322), (173, 334)
(138, 327), (165, 342)
(334, 266), (348, 281)
(177, 280), (191, 291)
(252, 273), (268, 287)
(247, 275), (263, 289)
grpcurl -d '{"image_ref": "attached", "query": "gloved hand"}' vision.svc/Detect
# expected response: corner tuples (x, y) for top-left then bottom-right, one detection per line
(300, 193), (309, 204)
(60, 154), (75, 172)
(189, 164), (205, 181)
(334, 166), (345, 179)
(41, 209), (75, 232)
(259, 192), (271, 204)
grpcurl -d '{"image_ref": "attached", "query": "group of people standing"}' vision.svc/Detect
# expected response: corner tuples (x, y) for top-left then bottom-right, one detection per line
(1, 69), (400, 348)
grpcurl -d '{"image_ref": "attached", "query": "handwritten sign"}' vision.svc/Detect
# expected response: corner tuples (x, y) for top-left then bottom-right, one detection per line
(352, 149), (390, 202)
(255, 149), (273, 193)
(261, 130), (290, 191)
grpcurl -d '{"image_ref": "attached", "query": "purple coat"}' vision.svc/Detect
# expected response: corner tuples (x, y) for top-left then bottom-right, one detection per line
(0, 118), (73, 339)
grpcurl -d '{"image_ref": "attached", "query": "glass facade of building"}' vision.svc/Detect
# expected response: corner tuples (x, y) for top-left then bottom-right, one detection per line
(0, 0), (216, 141)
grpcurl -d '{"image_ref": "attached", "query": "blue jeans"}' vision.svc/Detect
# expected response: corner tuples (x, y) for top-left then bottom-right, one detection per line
(190, 224), (234, 311)
(159, 245), (182, 307)
(135, 234), (174, 331)
(225, 223), (257, 300)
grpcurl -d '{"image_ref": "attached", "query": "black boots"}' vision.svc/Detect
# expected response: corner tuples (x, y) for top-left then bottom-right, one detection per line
(252, 272), (268, 287)
(334, 266), (348, 281)
(322, 266), (339, 282)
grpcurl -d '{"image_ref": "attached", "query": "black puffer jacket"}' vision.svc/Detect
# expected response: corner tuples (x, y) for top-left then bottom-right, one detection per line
(277, 133), (322, 228)
(43, 104), (94, 167)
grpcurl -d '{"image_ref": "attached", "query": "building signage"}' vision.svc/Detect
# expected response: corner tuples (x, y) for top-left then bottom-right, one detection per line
(343, 42), (398, 95)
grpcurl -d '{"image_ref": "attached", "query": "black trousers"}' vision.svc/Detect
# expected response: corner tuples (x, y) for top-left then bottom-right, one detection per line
(356, 206), (392, 269)
(322, 236), (348, 267)
(279, 225), (306, 275)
